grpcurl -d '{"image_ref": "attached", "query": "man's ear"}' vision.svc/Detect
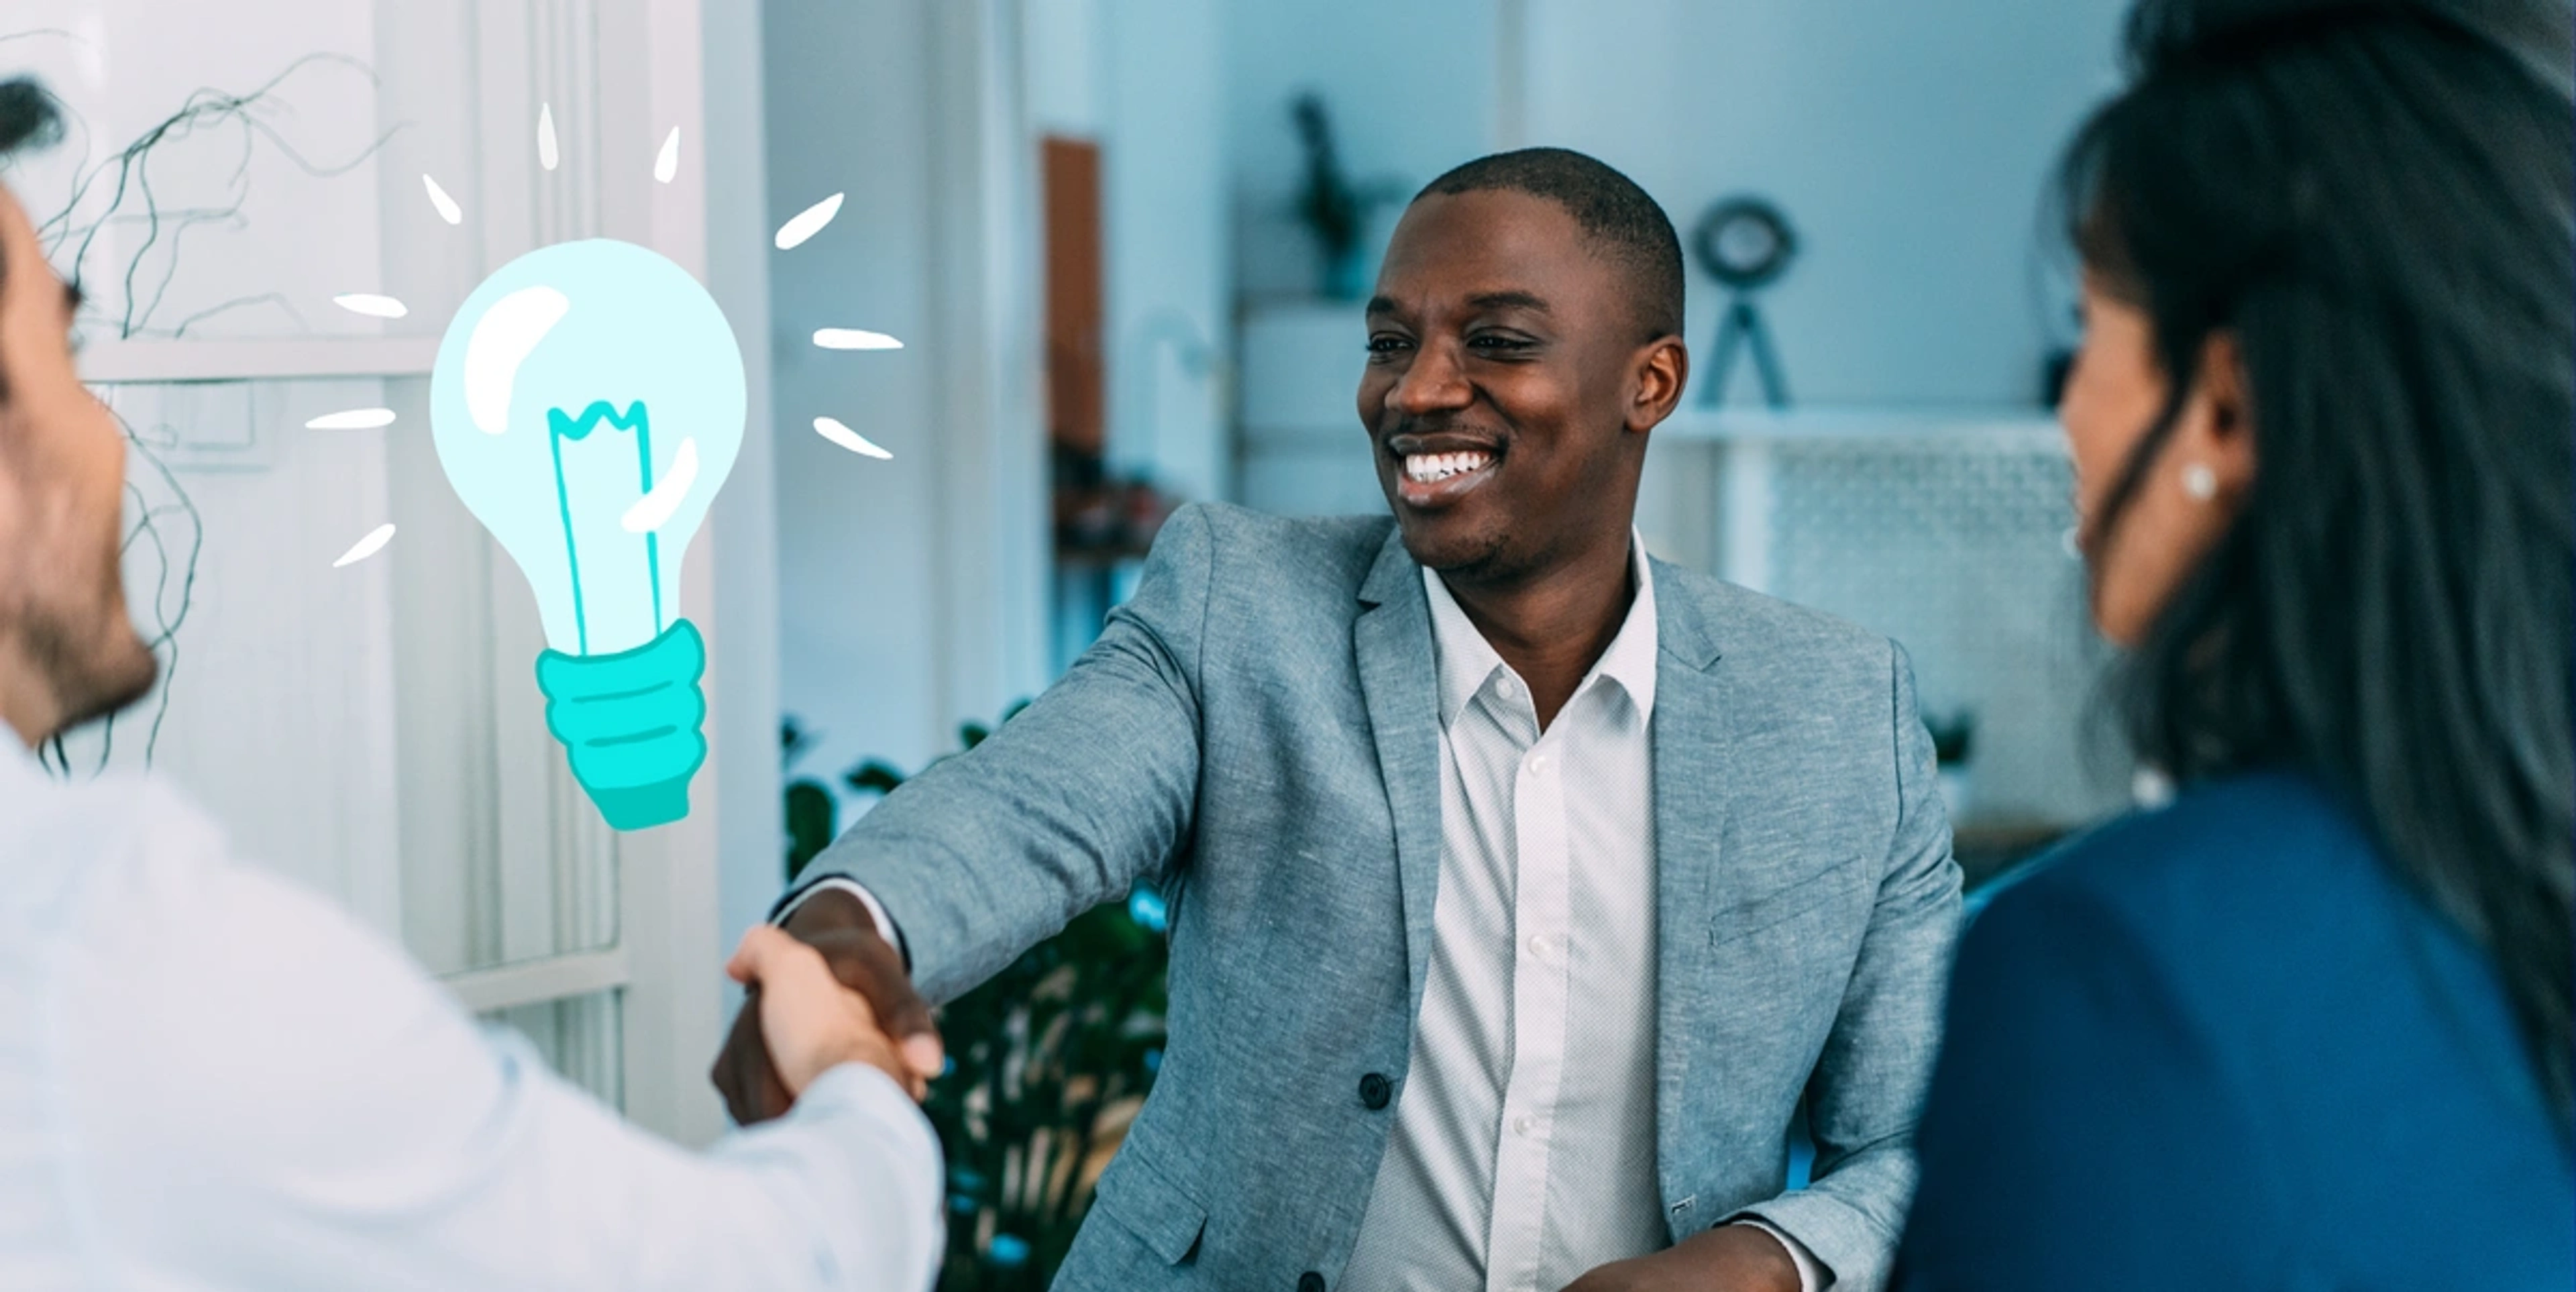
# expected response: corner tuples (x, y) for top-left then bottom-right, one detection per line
(1628, 335), (1689, 434)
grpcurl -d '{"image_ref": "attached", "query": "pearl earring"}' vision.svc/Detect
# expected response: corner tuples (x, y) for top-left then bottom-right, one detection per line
(2182, 463), (2218, 501)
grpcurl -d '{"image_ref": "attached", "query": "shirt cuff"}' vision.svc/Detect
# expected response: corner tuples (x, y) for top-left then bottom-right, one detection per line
(1733, 1218), (1828, 1292)
(775, 876), (907, 965)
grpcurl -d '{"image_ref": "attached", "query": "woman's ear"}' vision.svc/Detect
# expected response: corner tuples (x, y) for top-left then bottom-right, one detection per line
(2196, 331), (2258, 496)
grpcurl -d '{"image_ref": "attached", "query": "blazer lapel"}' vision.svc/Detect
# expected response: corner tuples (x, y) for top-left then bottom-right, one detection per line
(1354, 527), (1445, 1016)
(1650, 563), (1730, 1234)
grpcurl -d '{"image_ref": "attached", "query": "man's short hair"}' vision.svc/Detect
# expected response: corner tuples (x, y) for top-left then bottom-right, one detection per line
(1417, 147), (1685, 342)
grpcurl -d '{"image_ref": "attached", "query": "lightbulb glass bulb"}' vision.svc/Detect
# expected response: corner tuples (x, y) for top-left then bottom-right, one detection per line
(429, 238), (746, 830)
(429, 239), (745, 657)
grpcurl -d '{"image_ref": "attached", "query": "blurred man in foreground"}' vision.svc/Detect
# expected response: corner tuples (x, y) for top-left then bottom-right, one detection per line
(0, 78), (943, 1291)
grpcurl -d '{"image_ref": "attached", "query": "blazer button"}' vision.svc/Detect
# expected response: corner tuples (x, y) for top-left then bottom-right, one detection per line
(1358, 1072), (1392, 1110)
(1298, 1274), (1326, 1292)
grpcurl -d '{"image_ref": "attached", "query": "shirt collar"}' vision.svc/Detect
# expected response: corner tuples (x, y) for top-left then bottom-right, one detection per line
(1421, 530), (1660, 731)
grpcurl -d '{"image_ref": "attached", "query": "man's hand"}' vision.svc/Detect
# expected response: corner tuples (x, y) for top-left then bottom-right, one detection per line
(1559, 1224), (1804, 1292)
(723, 926), (908, 1095)
(710, 887), (944, 1124)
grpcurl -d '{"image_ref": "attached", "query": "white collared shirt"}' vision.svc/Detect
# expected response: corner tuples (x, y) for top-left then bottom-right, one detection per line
(1339, 536), (1822, 1291)
(0, 749), (944, 1291)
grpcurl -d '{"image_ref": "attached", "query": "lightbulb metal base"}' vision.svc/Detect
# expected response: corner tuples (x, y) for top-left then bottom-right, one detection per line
(535, 618), (708, 830)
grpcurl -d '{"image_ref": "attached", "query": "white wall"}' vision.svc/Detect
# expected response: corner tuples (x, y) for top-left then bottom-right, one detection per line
(767, 0), (947, 824)
(1522, 0), (2127, 407)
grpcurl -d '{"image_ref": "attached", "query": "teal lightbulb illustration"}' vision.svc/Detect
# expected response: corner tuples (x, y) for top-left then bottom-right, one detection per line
(429, 239), (746, 830)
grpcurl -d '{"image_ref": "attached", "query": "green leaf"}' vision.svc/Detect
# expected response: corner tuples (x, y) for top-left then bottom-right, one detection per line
(845, 760), (908, 796)
(784, 780), (837, 883)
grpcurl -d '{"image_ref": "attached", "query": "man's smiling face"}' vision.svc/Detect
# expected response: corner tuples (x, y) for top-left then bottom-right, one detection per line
(1358, 188), (1680, 584)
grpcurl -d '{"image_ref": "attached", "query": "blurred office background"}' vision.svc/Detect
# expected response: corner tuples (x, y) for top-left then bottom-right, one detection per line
(18, 0), (2133, 1265)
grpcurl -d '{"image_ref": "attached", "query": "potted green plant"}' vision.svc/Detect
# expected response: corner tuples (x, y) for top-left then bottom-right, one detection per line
(1289, 92), (1405, 301)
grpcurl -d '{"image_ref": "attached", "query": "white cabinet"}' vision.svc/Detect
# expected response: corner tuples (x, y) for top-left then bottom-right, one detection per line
(1235, 301), (1384, 517)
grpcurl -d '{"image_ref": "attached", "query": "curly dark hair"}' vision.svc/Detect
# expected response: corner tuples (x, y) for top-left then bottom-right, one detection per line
(0, 76), (60, 158)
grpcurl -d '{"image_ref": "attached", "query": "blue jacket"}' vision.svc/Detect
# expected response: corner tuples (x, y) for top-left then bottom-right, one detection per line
(1898, 770), (2574, 1289)
(800, 503), (1962, 1290)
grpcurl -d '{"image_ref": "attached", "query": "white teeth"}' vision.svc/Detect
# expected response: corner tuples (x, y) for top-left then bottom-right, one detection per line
(1403, 451), (1495, 483)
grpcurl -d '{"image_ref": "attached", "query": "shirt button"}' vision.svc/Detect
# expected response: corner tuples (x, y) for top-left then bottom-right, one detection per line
(1358, 1072), (1393, 1111)
(1513, 1113), (1538, 1136)
(1527, 933), (1552, 960)
(1299, 1274), (1326, 1292)
(1527, 752), (1550, 775)
(1497, 676), (1521, 700)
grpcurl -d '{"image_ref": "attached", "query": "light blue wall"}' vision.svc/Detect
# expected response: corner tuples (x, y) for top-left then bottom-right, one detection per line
(1220, 0), (2127, 436)
(1225, 1), (1499, 301)
(1104, 0), (1232, 501)
(1525, 0), (2129, 407)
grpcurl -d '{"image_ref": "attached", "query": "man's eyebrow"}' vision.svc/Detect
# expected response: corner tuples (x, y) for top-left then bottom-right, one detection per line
(1367, 290), (1554, 317)
(1466, 290), (1550, 315)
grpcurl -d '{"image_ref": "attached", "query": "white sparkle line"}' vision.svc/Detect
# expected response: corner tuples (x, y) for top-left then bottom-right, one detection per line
(621, 438), (701, 533)
(306, 407), (397, 430)
(775, 193), (844, 250)
(655, 127), (681, 184)
(814, 417), (892, 460)
(422, 174), (462, 225)
(333, 292), (408, 319)
(537, 103), (559, 171)
(333, 523), (396, 569)
(813, 328), (903, 351)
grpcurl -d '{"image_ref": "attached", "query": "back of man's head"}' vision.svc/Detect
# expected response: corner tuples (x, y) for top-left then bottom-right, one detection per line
(0, 78), (59, 409)
(1415, 148), (1685, 343)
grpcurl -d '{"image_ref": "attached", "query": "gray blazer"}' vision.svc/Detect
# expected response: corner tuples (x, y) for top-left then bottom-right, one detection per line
(806, 502), (1961, 1291)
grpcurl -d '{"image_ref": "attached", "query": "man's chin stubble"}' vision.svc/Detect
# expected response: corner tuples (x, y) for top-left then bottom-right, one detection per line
(24, 611), (160, 739)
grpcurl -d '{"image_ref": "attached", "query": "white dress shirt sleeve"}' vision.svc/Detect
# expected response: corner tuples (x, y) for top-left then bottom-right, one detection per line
(1736, 1218), (1828, 1292)
(48, 795), (944, 1292)
(778, 874), (904, 949)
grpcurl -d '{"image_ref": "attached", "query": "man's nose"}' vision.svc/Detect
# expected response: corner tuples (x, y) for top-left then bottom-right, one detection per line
(1387, 341), (1472, 416)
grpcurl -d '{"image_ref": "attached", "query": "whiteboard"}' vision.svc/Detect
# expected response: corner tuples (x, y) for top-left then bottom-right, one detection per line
(2, 1), (398, 342)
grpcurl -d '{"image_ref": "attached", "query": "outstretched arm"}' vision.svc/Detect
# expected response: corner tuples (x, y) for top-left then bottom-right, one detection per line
(54, 810), (944, 1292)
(713, 505), (1223, 1125)
(790, 503), (1218, 1003)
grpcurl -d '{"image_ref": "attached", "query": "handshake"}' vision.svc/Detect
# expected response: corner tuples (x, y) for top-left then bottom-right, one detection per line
(711, 888), (945, 1119)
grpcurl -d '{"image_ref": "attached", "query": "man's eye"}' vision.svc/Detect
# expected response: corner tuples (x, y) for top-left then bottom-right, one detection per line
(1468, 335), (1532, 354)
(1365, 335), (1409, 355)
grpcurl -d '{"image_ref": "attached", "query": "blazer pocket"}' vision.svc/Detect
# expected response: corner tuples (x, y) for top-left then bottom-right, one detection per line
(1091, 1142), (1209, 1265)
(1709, 867), (1866, 948)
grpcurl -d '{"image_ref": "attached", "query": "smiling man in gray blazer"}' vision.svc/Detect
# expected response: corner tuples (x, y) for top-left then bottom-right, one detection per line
(716, 148), (1961, 1292)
